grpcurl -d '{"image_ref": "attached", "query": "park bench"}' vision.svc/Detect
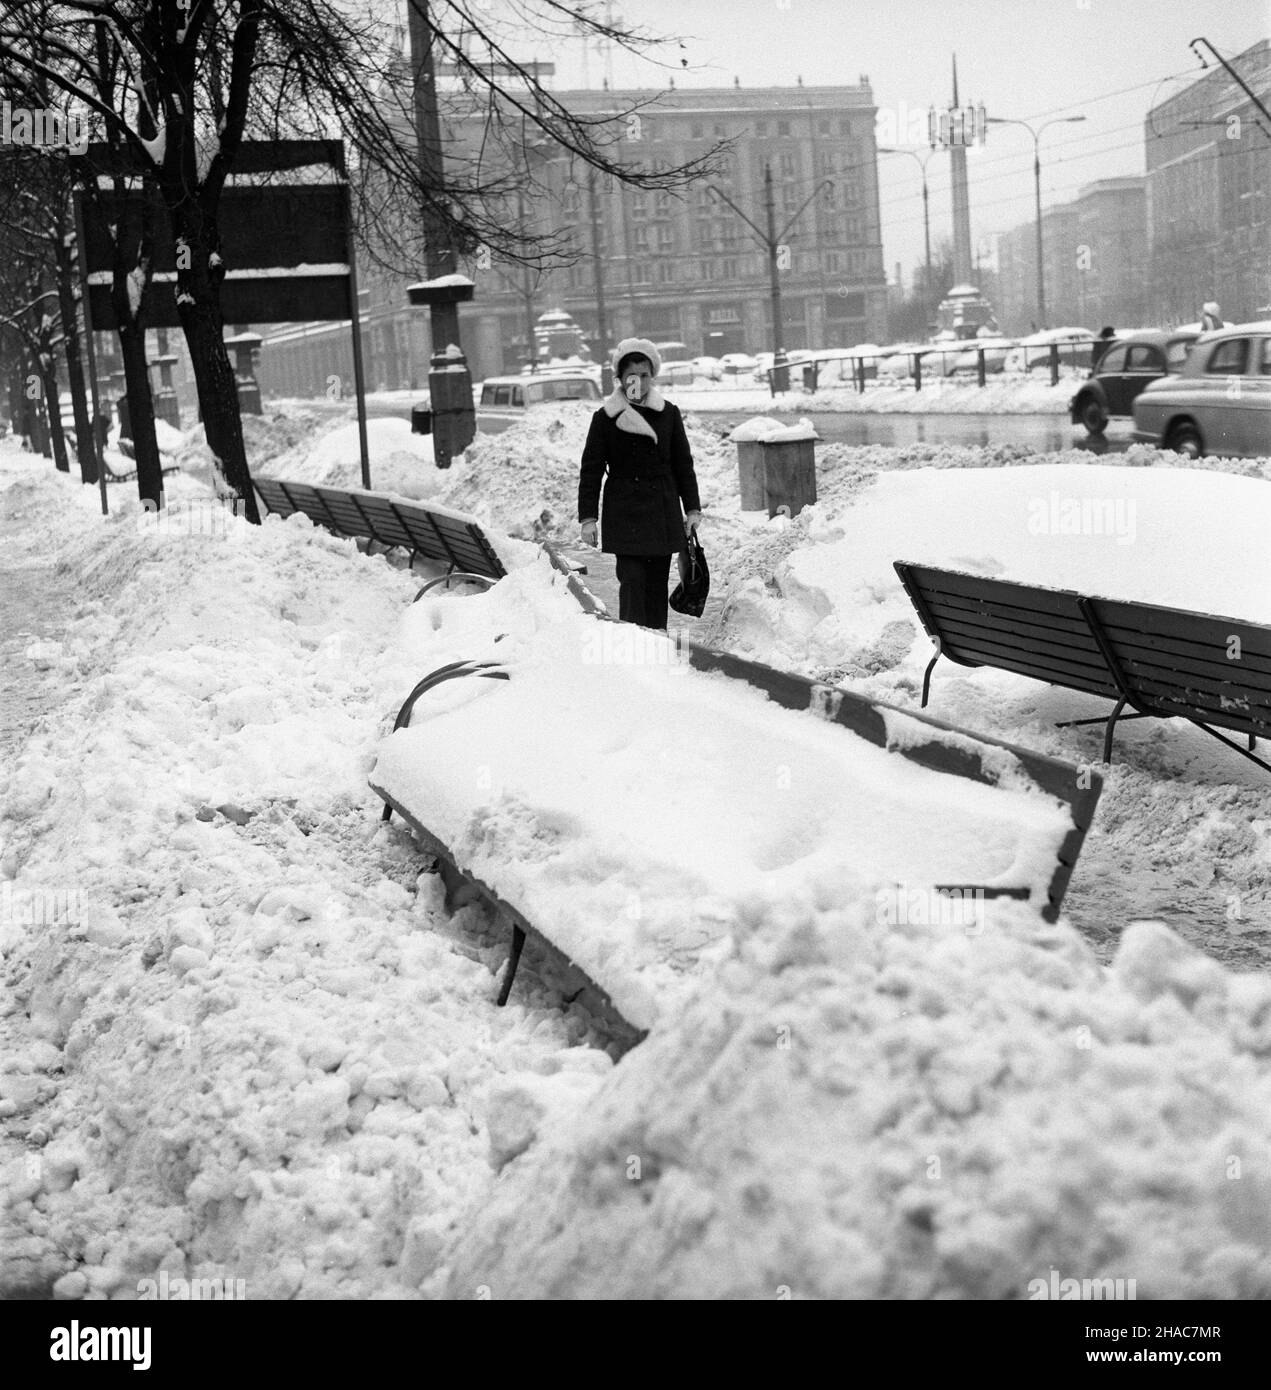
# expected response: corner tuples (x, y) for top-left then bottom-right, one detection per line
(371, 636), (1103, 1037)
(894, 561), (1271, 775)
(253, 477), (507, 582)
(254, 476), (602, 609)
(101, 455), (180, 483)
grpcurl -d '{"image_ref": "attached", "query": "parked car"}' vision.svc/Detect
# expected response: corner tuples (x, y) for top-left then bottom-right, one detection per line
(690, 355), (724, 381)
(1069, 329), (1200, 435)
(1003, 328), (1096, 375)
(1132, 322), (1271, 459)
(719, 352), (759, 376)
(414, 371), (601, 435)
(945, 337), (1018, 378)
(797, 349), (876, 390)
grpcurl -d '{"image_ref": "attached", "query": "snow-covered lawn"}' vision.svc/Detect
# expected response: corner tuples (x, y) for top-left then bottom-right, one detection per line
(3, 406), (1271, 1299)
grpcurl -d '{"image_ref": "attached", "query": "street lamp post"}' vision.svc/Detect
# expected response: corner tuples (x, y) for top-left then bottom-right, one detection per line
(987, 115), (1085, 329)
(878, 146), (934, 331)
(708, 168), (832, 396)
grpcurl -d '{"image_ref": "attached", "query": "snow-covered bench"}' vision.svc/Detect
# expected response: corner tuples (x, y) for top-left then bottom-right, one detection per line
(253, 477), (599, 609)
(254, 478), (508, 584)
(895, 562), (1271, 774)
(371, 633), (1104, 1037)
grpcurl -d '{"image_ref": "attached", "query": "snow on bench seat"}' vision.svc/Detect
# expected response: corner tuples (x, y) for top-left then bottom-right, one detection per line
(370, 605), (1092, 1033)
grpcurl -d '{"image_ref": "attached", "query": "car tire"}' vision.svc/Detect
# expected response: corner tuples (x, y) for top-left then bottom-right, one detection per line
(1078, 398), (1108, 435)
(1164, 420), (1203, 459)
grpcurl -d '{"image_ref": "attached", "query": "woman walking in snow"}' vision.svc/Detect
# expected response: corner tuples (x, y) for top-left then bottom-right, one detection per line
(578, 337), (703, 631)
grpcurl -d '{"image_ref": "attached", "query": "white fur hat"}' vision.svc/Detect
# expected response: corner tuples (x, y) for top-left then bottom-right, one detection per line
(612, 337), (662, 377)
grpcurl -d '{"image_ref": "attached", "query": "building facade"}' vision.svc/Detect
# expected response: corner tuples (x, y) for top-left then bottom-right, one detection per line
(1144, 39), (1271, 325)
(258, 77), (888, 394)
(992, 178), (1148, 335)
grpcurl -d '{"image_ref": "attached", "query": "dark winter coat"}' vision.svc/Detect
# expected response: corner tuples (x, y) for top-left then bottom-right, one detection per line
(578, 386), (702, 556)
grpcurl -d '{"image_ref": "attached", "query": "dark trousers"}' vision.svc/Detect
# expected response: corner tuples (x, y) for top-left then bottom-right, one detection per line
(614, 553), (673, 630)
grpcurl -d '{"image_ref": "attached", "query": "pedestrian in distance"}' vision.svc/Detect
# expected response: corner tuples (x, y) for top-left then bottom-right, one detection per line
(1091, 325), (1116, 371)
(1200, 301), (1224, 332)
(578, 337), (703, 631)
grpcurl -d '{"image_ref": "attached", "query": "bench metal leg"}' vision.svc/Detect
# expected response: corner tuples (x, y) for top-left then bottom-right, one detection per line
(1189, 722), (1271, 776)
(920, 637), (942, 709)
(497, 924), (527, 1006)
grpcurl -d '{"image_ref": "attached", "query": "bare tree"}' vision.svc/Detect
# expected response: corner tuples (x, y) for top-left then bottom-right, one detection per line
(0, 1), (724, 521)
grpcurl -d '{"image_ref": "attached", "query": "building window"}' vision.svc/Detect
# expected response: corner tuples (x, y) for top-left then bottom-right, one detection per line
(700, 260), (716, 281)
(631, 263), (652, 285)
(822, 181), (839, 209)
(631, 190), (648, 220)
(714, 123), (727, 136)
(634, 225), (649, 251)
(839, 119), (852, 136)
(691, 122), (704, 138)
(777, 119), (791, 136)
(754, 121), (768, 136)
(722, 257), (739, 280)
(783, 185), (799, 213)
(824, 252), (842, 274)
(818, 119), (830, 135)
(655, 190), (672, 217)
(658, 261), (675, 283)
(779, 152), (796, 178)
(657, 224), (674, 251)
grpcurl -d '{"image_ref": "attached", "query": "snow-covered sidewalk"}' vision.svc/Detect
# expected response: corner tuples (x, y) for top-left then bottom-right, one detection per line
(4, 411), (1271, 1300)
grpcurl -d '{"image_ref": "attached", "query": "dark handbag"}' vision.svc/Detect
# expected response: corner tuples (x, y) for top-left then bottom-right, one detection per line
(669, 530), (710, 617)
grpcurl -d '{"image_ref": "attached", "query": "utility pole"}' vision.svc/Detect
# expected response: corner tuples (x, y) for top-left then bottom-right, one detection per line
(709, 168), (831, 397)
(587, 169), (613, 392)
(764, 165), (787, 392)
(406, 0), (476, 468)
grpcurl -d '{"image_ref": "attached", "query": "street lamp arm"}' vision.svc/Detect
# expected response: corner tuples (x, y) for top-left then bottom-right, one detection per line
(1189, 36), (1271, 139)
(777, 180), (835, 244)
(706, 184), (770, 246)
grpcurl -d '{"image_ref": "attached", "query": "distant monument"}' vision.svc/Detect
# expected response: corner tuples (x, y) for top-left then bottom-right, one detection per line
(929, 57), (997, 339)
(935, 283), (999, 339)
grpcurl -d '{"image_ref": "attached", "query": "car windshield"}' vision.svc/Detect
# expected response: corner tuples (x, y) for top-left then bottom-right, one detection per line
(527, 378), (596, 402)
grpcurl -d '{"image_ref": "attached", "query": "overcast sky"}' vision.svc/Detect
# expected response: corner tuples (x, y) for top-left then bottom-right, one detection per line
(531, 0), (1271, 284)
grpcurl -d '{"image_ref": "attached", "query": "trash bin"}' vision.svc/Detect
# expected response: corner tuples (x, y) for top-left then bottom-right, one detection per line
(411, 403), (433, 435)
(731, 418), (819, 518)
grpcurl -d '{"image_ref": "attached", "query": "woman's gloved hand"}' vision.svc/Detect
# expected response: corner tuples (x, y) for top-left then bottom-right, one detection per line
(581, 520), (599, 546)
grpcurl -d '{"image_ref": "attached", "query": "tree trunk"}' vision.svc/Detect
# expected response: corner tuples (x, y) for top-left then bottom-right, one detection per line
(22, 347), (49, 455)
(36, 341), (70, 473)
(53, 212), (97, 484)
(117, 320), (162, 506)
(171, 202), (260, 524)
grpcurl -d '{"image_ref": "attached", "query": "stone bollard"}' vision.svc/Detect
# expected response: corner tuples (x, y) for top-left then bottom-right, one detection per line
(224, 329), (263, 414)
(149, 353), (181, 428)
(730, 417), (819, 518)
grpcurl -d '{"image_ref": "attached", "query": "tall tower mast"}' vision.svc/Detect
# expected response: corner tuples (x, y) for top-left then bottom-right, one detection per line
(949, 54), (974, 286)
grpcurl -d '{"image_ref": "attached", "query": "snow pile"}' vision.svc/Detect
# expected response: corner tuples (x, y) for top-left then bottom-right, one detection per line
(0, 452), (607, 1299)
(729, 416), (819, 443)
(371, 593), (1073, 1031)
(446, 898), (1271, 1299)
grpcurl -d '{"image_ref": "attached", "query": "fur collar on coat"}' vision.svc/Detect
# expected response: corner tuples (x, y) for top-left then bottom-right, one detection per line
(601, 385), (665, 442)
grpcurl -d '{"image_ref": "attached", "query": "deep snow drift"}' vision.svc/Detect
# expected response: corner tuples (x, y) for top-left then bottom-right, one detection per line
(2, 403), (1270, 1299)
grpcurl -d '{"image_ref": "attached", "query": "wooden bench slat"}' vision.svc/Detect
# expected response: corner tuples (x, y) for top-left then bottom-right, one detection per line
(1122, 678), (1271, 733)
(1100, 624), (1271, 680)
(1092, 597), (1271, 658)
(903, 565), (1088, 620)
(1116, 648), (1271, 700)
(930, 611), (1108, 666)
(934, 633), (1122, 697)
(920, 589), (1097, 642)
(348, 499), (417, 549)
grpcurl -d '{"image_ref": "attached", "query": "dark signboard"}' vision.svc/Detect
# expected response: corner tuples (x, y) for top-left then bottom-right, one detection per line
(78, 142), (352, 328)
